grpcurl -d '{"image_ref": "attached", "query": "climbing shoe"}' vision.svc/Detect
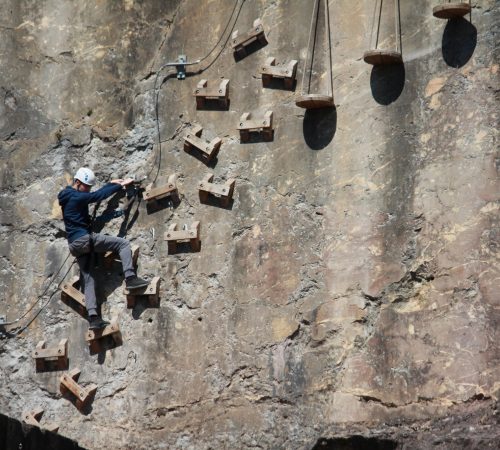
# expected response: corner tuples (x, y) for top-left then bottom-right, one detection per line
(126, 276), (149, 290)
(88, 316), (110, 330)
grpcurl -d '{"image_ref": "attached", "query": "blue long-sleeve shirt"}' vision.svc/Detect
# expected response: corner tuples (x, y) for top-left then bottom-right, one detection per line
(58, 183), (122, 243)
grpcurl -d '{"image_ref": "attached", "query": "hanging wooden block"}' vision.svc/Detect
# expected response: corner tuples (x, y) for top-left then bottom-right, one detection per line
(363, 50), (403, 65)
(261, 57), (298, 89)
(237, 111), (274, 142)
(124, 276), (161, 308)
(296, 0), (334, 108)
(23, 408), (59, 433)
(32, 338), (68, 372)
(432, 2), (471, 19)
(143, 174), (179, 204)
(363, 0), (403, 66)
(60, 276), (86, 317)
(85, 318), (122, 354)
(103, 244), (139, 269)
(184, 125), (222, 163)
(198, 174), (235, 207)
(164, 222), (201, 253)
(194, 79), (229, 109)
(231, 18), (267, 58)
(60, 368), (97, 410)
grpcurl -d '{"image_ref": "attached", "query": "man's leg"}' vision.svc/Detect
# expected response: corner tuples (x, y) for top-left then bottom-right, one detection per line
(69, 235), (109, 329)
(76, 253), (98, 317)
(92, 233), (148, 289)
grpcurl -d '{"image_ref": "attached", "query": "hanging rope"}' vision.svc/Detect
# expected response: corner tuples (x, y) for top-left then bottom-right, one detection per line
(394, 0), (402, 54)
(325, 0), (333, 98)
(301, 0), (320, 96)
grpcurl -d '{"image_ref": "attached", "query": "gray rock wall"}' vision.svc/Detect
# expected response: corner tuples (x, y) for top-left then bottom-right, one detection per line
(0, 0), (498, 449)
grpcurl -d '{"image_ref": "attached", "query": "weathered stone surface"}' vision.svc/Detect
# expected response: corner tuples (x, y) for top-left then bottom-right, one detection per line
(0, 0), (499, 449)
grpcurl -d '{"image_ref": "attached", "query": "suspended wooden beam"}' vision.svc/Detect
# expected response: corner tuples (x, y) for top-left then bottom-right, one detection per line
(296, 0), (334, 109)
(432, 2), (471, 19)
(363, 0), (403, 66)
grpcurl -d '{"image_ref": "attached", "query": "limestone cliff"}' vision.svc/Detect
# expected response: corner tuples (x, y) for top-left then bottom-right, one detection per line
(0, 1), (498, 449)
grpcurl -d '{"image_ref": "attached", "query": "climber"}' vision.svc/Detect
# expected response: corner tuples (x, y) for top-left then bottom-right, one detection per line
(58, 167), (149, 330)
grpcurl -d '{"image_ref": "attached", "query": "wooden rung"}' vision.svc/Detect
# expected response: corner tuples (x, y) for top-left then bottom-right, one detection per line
(32, 338), (68, 366)
(60, 368), (97, 410)
(23, 407), (44, 425)
(433, 3), (471, 19)
(231, 18), (267, 55)
(124, 276), (161, 308)
(237, 111), (273, 131)
(60, 276), (86, 315)
(194, 79), (229, 107)
(261, 57), (298, 89)
(143, 174), (178, 202)
(199, 173), (235, 206)
(85, 318), (122, 353)
(237, 111), (274, 142)
(184, 126), (222, 162)
(164, 222), (201, 253)
(23, 408), (59, 433)
(85, 319), (120, 343)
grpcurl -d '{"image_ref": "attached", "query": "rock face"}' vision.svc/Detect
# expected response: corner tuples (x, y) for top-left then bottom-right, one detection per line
(0, 0), (498, 449)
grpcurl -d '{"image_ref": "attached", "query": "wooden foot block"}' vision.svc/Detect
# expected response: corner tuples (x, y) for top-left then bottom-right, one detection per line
(32, 338), (68, 372)
(124, 277), (161, 308)
(60, 368), (97, 410)
(85, 318), (122, 353)
(23, 408), (59, 433)
(232, 18), (267, 55)
(60, 276), (86, 317)
(164, 222), (201, 253)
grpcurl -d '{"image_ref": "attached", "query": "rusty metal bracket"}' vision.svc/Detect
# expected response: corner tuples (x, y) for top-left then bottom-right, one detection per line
(232, 18), (267, 57)
(199, 174), (235, 206)
(60, 368), (97, 410)
(143, 174), (179, 204)
(237, 110), (274, 142)
(32, 338), (68, 372)
(184, 125), (222, 163)
(194, 79), (229, 109)
(61, 276), (86, 317)
(164, 222), (201, 253)
(124, 276), (161, 308)
(261, 57), (298, 89)
(23, 408), (59, 433)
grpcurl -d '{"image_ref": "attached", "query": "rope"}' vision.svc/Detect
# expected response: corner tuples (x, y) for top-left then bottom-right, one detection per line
(369, 0), (379, 50)
(2, 253), (75, 337)
(325, 0), (333, 98)
(395, 0), (402, 54)
(301, 0), (320, 96)
(375, 0), (383, 49)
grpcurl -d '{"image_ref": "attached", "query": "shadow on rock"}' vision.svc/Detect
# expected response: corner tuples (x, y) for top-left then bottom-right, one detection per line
(370, 63), (405, 105)
(303, 107), (337, 150)
(442, 18), (477, 68)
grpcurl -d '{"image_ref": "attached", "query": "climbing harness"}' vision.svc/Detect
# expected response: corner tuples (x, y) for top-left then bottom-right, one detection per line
(295, 0), (335, 109)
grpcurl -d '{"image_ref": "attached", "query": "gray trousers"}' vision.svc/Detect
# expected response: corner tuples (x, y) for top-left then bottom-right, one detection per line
(68, 233), (135, 317)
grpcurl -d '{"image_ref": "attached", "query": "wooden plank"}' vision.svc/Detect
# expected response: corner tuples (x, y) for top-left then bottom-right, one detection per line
(231, 18), (266, 50)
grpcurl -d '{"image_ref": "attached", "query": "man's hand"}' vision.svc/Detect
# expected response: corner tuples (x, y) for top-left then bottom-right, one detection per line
(111, 178), (134, 187)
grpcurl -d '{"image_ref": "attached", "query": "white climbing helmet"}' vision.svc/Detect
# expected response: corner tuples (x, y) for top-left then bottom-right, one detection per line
(74, 167), (96, 186)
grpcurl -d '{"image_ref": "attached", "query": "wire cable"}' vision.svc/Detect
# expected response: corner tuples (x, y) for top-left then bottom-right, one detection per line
(146, 0), (246, 184)
(2, 252), (73, 327)
(7, 259), (76, 337)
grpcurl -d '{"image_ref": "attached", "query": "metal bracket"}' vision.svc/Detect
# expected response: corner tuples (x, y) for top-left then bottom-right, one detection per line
(176, 54), (187, 80)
